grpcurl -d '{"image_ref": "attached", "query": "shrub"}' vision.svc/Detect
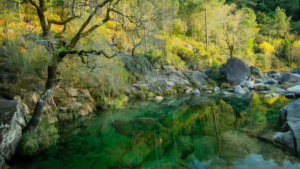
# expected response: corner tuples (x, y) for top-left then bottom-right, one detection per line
(172, 44), (193, 61)
(18, 133), (39, 156)
(119, 95), (128, 103)
(147, 92), (156, 98)
(110, 99), (123, 109)
(137, 91), (147, 99)
(221, 83), (231, 89)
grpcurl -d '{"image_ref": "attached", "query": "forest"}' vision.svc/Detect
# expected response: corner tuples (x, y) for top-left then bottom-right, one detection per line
(1, 0), (300, 168)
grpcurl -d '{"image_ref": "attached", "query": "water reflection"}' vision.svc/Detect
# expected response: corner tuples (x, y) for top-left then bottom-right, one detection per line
(11, 93), (300, 169)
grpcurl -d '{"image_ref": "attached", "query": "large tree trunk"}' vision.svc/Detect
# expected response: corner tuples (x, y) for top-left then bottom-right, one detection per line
(23, 62), (58, 133)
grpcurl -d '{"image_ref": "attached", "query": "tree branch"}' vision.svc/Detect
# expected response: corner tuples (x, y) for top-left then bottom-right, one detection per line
(68, 0), (112, 49)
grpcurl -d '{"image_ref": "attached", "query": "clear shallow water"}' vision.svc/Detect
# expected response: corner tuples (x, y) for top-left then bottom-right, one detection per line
(10, 93), (300, 169)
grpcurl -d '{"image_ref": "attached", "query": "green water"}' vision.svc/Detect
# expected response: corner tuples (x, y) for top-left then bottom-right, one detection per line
(11, 94), (300, 169)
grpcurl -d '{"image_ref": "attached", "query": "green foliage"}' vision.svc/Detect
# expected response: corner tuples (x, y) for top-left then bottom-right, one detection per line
(172, 44), (193, 61)
(147, 92), (156, 98)
(110, 99), (123, 109)
(18, 133), (39, 156)
(144, 50), (161, 64)
(221, 83), (231, 89)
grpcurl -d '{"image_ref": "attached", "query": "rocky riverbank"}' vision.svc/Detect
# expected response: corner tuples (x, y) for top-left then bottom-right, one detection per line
(1, 58), (300, 167)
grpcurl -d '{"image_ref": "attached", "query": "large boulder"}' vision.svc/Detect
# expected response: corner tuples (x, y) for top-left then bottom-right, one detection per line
(223, 58), (250, 84)
(276, 99), (300, 156)
(291, 66), (300, 75)
(279, 73), (300, 84)
(286, 85), (300, 96)
(0, 100), (27, 161)
(250, 66), (263, 78)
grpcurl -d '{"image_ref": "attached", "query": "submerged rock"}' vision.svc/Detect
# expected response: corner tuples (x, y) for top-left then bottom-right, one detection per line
(122, 142), (150, 167)
(0, 100), (27, 161)
(112, 118), (164, 136)
(224, 58), (250, 84)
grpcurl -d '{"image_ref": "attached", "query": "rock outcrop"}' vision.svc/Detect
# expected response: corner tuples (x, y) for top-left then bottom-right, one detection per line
(0, 100), (27, 163)
(274, 99), (300, 156)
(127, 69), (208, 96)
(223, 58), (250, 84)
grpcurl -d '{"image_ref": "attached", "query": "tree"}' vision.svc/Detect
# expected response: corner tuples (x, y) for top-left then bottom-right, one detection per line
(262, 7), (291, 39)
(215, 4), (257, 58)
(22, 0), (157, 133)
(291, 40), (300, 66)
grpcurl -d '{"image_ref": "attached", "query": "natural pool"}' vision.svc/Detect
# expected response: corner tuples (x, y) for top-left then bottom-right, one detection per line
(10, 93), (300, 169)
